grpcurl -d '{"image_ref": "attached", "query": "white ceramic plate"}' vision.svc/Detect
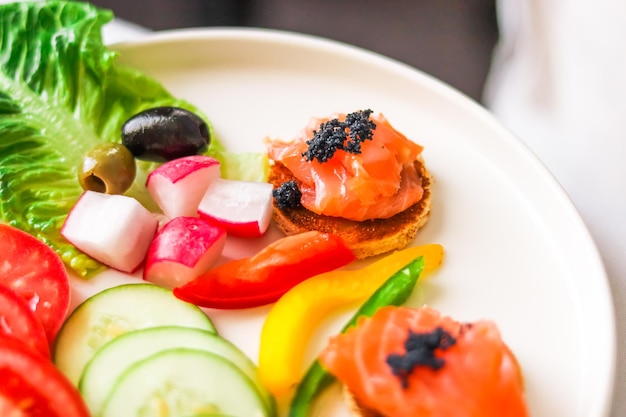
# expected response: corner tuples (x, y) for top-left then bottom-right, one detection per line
(72, 28), (615, 417)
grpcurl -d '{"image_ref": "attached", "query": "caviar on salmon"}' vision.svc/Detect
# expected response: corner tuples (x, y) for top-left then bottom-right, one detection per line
(265, 111), (425, 221)
(318, 306), (530, 417)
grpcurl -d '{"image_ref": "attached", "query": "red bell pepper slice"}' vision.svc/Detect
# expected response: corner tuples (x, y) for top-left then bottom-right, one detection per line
(173, 231), (356, 309)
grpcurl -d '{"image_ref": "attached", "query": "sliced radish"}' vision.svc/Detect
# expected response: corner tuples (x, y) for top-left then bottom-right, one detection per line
(61, 191), (158, 273)
(143, 217), (227, 288)
(146, 155), (220, 218)
(197, 178), (273, 238)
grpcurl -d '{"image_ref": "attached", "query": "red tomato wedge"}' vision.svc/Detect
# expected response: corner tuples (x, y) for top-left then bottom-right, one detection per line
(174, 231), (356, 309)
(0, 285), (50, 358)
(0, 224), (70, 344)
(0, 338), (90, 417)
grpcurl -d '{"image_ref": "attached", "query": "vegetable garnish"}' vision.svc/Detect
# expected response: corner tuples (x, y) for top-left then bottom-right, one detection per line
(0, 284), (50, 358)
(143, 216), (227, 288)
(259, 243), (444, 398)
(173, 231), (356, 309)
(121, 106), (210, 162)
(0, 337), (90, 417)
(146, 155), (221, 218)
(0, 223), (70, 345)
(0, 1), (218, 277)
(100, 348), (271, 417)
(288, 255), (428, 417)
(60, 191), (160, 274)
(78, 143), (137, 194)
(197, 178), (274, 238)
(78, 326), (277, 417)
(53, 283), (216, 386)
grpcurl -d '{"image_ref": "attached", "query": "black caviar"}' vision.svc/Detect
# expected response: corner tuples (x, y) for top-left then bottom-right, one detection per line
(386, 326), (457, 388)
(301, 109), (376, 163)
(273, 180), (302, 209)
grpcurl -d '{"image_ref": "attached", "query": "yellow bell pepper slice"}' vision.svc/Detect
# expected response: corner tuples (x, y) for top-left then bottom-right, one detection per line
(258, 243), (444, 398)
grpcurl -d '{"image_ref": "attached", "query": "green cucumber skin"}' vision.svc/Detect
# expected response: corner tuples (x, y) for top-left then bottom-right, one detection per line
(79, 326), (275, 417)
(100, 348), (269, 417)
(53, 283), (216, 385)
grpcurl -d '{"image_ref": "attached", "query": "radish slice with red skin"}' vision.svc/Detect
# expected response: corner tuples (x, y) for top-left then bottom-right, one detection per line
(146, 155), (221, 218)
(143, 216), (227, 288)
(61, 191), (159, 273)
(197, 178), (273, 238)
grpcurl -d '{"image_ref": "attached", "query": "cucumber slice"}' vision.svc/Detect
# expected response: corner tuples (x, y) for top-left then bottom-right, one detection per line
(79, 326), (275, 417)
(54, 283), (215, 385)
(100, 348), (269, 417)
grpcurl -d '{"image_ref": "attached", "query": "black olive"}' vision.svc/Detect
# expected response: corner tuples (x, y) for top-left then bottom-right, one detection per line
(78, 143), (136, 194)
(121, 107), (210, 162)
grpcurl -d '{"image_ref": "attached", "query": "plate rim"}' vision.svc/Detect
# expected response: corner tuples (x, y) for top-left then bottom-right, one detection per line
(111, 27), (617, 417)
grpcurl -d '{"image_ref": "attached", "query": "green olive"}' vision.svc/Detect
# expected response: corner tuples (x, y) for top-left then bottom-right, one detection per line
(78, 143), (136, 194)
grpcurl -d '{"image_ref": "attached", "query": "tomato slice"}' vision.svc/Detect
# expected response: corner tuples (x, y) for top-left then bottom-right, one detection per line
(0, 224), (70, 344)
(0, 285), (50, 358)
(0, 338), (89, 417)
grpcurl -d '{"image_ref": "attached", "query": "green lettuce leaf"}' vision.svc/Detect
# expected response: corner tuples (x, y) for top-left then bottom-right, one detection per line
(0, 1), (225, 278)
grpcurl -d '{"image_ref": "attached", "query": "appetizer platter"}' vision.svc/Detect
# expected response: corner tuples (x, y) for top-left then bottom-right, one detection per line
(0, 2), (616, 417)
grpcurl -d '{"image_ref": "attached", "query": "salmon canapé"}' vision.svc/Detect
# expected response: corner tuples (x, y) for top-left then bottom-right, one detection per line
(265, 110), (424, 221)
(319, 306), (529, 417)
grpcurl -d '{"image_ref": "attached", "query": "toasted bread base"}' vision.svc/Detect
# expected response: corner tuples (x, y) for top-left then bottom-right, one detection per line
(267, 158), (432, 259)
(343, 386), (383, 417)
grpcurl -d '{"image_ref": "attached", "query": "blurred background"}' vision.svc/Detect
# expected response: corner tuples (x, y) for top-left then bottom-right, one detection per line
(90, 0), (499, 103)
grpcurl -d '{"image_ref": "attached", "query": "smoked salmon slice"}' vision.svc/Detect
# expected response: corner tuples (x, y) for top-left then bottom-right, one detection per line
(265, 111), (424, 221)
(319, 306), (529, 417)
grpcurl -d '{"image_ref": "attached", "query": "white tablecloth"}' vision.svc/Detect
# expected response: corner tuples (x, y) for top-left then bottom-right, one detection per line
(484, 2), (624, 417)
